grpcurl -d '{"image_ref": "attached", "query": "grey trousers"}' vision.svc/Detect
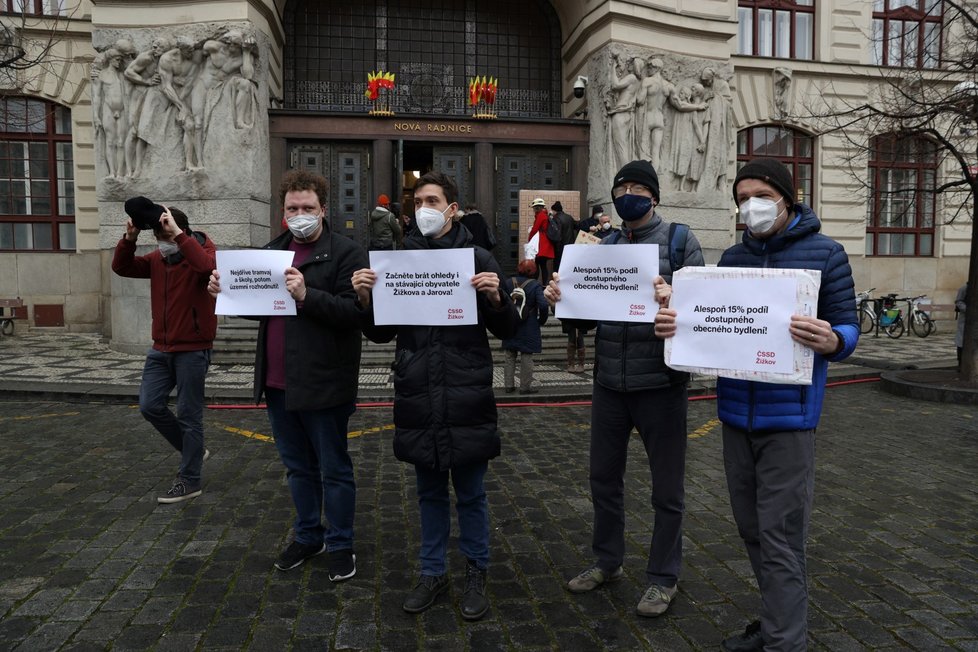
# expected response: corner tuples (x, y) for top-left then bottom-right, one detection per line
(503, 349), (534, 390)
(723, 424), (815, 652)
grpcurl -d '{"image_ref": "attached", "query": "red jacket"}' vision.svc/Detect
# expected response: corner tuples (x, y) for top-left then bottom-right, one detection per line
(528, 208), (554, 259)
(112, 231), (218, 352)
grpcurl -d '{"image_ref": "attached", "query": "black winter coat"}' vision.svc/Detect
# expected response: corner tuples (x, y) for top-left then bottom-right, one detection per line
(362, 225), (520, 471)
(252, 226), (369, 411)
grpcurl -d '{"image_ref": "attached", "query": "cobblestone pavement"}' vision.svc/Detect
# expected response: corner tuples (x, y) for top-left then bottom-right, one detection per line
(1, 382), (975, 650)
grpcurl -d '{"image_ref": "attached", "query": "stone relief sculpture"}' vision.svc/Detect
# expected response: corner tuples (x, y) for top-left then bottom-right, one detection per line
(668, 83), (708, 192)
(636, 58), (677, 169)
(124, 36), (172, 178)
(92, 27), (262, 179)
(92, 48), (130, 179)
(605, 53), (642, 171)
(699, 67), (733, 193)
(773, 67), (793, 120)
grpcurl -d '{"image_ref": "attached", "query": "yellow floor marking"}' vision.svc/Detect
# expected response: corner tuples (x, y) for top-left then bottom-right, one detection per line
(348, 424), (395, 439)
(688, 418), (720, 440)
(0, 411), (80, 423)
(219, 423), (395, 442)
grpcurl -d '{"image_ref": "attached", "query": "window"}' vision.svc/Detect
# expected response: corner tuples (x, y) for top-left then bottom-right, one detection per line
(866, 134), (936, 256)
(737, 0), (814, 60)
(872, 0), (942, 68)
(0, 97), (74, 251)
(2, 0), (68, 15)
(282, 0), (562, 118)
(735, 125), (814, 227)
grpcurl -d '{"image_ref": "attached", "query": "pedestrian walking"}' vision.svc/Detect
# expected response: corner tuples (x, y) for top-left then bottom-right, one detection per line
(208, 170), (367, 581)
(527, 197), (554, 286)
(544, 160), (705, 618)
(352, 171), (520, 621)
(655, 157), (859, 650)
(111, 197), (217, 504)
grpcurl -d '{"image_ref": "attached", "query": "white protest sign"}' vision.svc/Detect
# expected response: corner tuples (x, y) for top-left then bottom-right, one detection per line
(215, 249), (296, 316)
(555, 243), (659, 322)
(370, 248), (477, 326)
(665, 267), (821, 385)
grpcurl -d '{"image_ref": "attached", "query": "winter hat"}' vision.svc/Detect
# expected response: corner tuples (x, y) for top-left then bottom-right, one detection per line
(530, 197), (546, 208)
(124, 196), (166, 230)
(612, 160), (660, 201)
(551, 201), (563, 212)
(733, 158), (795, 206)
(591, 205), (604, 217)
(378, 194), (390, 206)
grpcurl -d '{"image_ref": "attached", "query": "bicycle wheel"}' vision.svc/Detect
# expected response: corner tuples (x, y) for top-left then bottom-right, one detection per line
(0, 319), (12, 336)
(859, 307), (876, 334)
(885, 316), (905, 339)
(910, 312), (934, 337)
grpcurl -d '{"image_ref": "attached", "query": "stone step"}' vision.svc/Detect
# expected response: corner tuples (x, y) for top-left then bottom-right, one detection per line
(211, 317), (587, 367)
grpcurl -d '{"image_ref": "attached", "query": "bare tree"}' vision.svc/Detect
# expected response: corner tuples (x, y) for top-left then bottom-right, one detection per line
(802, 0), (978, 383)
(1, 2), (83, 89)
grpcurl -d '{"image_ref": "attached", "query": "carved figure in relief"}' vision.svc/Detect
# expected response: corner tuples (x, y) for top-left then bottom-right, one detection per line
(92, 48), (129, 178)
(699, 68), (733, 192)
(123, 36), (172, 177)
(158, 36), (204, 171)
(605, 53), (641, 171)
(636, 58), (676, 169)
(773, 67), (793, 119)
(668, 83), (708, 191)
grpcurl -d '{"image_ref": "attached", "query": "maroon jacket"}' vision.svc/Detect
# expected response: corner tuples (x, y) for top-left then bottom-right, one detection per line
(112, 231), (217, 352)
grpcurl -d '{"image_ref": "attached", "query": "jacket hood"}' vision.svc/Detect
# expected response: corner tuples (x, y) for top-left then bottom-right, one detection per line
(370, 207), (392, 221)
(741, 203), (820, 255)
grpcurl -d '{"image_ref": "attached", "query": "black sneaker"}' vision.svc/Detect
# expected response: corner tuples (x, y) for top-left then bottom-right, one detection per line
(402, 574), (449, 613)
(274, 540), (326, 571)
(460, 561), (489, 621)
(157, 479), (202, 504)
(721, 620), (764, 652)
(328, 549), (356, 582)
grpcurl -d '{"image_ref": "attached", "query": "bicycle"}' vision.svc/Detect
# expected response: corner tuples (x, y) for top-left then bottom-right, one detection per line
(874, 293), (905, 338)
(856, 288), (876, 335)
(0, 316), (12, 337)
(901, 295), (936, 338)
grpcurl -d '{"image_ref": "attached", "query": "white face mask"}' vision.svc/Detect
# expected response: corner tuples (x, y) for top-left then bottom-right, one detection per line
(287, 213), (321, 239)
(416, 205), (450, 237)
(158, 241), (179, 257)
(739, 197), (784, 235)
(602, 221), (611, 230)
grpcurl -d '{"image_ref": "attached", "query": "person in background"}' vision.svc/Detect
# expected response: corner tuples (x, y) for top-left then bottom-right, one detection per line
(208, 170), (367, 581)
(655, 157), (858, 651)
(352, 171), (520, 621)
(527, 197), (554, 286)
(550, 200), (576, 271)
(111, 197), (216, 504)
(593, 212), (618, 239)
(579, 204), (603, 233)
(501, 259), (549, 395)
(458, 203), (497, 251)
(956, 282), (968, 371)
(368, 193), (403, 251)
(545, 160), (704, 619)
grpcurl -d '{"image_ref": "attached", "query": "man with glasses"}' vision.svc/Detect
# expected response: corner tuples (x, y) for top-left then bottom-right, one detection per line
(544, 160), (704, 618)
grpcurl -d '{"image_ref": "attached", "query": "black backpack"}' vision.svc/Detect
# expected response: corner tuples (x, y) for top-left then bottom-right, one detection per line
(545, 214), (562, 243)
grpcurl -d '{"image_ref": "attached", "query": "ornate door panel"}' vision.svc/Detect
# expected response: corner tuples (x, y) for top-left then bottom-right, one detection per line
(433, 146), (473, 208)
(288, 142), (370, 245)
(494, 151), (532, 275)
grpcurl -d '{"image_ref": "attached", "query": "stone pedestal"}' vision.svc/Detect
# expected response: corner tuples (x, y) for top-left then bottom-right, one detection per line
(92, 22), (271, 351)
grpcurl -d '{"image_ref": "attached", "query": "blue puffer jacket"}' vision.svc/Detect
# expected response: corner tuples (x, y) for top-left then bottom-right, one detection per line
(716, 204), (859, 432)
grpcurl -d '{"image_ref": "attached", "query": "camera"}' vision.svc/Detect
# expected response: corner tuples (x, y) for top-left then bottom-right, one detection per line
(573, 76), (588, 99)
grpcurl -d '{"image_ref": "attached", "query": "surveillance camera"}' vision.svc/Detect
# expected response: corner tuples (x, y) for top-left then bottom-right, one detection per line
(573, 75), (588, 99)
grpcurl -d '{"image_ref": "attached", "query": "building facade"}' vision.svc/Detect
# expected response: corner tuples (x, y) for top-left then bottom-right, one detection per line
(0, 0), (971, 345)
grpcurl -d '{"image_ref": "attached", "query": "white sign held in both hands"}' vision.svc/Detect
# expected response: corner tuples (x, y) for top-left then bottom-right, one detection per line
(369, 248), (478, 326)
(554, 244), (660, 322)
(215, 249), (296, 316)
(665, 266), (822, 385)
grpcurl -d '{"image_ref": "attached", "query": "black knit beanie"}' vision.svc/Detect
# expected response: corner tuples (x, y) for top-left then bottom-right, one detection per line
(612, 160), (660, 201)
(733, 158), (795, 206)
(551, 201), (563, 212)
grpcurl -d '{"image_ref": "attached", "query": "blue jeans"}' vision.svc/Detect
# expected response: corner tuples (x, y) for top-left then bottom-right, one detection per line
(415, 461), (489, 575)
(265, 388), (356, 551)
(139, 348), (210, 485)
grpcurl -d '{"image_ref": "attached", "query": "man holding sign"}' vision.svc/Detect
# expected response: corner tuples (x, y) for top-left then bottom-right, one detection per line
(545, 160), (704, 618)
(655, 158), (858, 651)
(352, 171), (519, 621)
(208, 170), (368, 582)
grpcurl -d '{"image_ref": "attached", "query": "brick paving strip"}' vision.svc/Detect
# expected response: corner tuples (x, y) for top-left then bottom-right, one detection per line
(0, 379), (975, 650)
